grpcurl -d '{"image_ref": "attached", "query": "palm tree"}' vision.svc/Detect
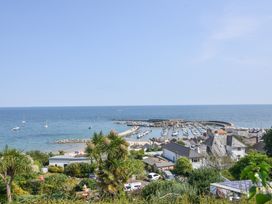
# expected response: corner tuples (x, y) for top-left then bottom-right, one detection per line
(0, 146), (32, 203)
(85, 131), (136, 197)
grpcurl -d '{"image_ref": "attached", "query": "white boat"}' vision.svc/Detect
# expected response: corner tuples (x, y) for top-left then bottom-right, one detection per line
(22, 120), (26, 124)
(137, 130), (152, 139)
(44, 121), (48, 128)
(12, 126), (20, 131)
(172, 130), (179, 137)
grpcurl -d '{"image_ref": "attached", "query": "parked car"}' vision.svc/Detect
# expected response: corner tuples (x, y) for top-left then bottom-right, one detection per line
(162, 170), (174, 180)
(147, 172), (160, 181)
(124, 182), (142, 192)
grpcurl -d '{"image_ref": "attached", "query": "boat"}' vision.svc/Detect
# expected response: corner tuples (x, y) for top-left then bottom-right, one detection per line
(161, 128), (168, 136)
(44, 121), (48, 128)
(22, 120), (26, 124)
(12, 126), (20, 131)
(172, 130), (179, 137)
(137, 130), (152, 139)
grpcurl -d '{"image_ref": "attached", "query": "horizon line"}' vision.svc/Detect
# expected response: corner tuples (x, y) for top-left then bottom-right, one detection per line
(0, 103), (272, 108)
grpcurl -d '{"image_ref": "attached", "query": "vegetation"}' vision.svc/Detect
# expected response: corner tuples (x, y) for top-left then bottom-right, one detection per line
(48, 165), (64, 173)
(174, 157), (193, 176)
(229, 151), (272, 180)
(75, 178), (96, 191)
(85, 131), (145, 196)
(0, 146), (32, 203)
(242, 159), (272, 204)
(26, 150), (49, 167)
(263, 129), (272, 156)
(2, 131), (272, 203)
(130, 149), (145, 160)
(188, 168), (223, 195)
(142, 180), (197, 203)
(64, 162), (95, 178)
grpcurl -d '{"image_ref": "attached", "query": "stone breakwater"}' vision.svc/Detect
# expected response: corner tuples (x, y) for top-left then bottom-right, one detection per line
(54, 126), (140, 144)
(117, 126), (140, 137)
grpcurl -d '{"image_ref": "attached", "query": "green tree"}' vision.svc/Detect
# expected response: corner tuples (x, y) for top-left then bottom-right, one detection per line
(242, 160), (272, 204)
(263, 129), (272, 156)
(188, 168), (222, 195)
(130, 149), (145, 160)
(64, 163), (95, 178)
(174, 157), (193, 176)
(85, 131), (144, 196)
(229, 152), (272, 180)
(26, 150), (49, 167)
(141, 180), (197, 202)
(0, 147), (32, 203)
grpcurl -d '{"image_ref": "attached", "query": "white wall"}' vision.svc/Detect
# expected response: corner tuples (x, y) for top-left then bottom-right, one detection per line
(163, 149), (205, 169)
(163, 149), (177, 162)
(49, 159), (90, 167)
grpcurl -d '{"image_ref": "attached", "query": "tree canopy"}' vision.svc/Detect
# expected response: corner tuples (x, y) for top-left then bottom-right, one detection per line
(229, 152), (272, 180)
(174, 157), (193, 176)
(85, 131), (145, 196)
(188, 168), (222, 195)
(0, 147), (32, 203)
(263, 129), (272, 156)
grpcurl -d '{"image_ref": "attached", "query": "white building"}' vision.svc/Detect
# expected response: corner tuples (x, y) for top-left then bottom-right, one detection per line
(49, 155), (91, 167)
(162, 142), (206, 169)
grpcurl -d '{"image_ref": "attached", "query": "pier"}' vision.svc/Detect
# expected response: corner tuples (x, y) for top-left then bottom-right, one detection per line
(118, 126), (140, 137)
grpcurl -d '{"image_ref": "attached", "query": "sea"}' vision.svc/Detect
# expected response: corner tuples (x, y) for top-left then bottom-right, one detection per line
(0, 105), (272, 152)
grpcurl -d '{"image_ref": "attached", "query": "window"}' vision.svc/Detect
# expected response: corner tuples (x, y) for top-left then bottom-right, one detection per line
(237, 147), (241, 151)
(192, 158), (199, 162)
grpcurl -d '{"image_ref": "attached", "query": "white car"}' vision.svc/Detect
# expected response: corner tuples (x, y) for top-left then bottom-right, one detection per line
(147, 172), (160, 181)
(124, 182), (142, 192)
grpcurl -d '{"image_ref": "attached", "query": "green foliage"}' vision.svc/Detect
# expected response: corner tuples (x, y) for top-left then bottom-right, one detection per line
(26, 150), (49, 167)
(0, 146), (33, 202)
(141, 180), (197, 202)
(188, 168), (223, 195)
(42, 174), (76, 199)
(130, 150), (145, 160)
(75, 178), (96, 191)
(229, 152), (272, 180)
(86, 131), (144, 196)
(48, 165), (64, 173)
(146, 145), (162, 152)
(177, 140), (185, 146)
(64, 162), (95, 178)
(242, 160), (272, 204)
(174, 157), (193, 176)
(263, 129), (272, 156)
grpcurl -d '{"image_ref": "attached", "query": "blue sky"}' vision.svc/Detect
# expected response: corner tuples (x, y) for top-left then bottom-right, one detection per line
(0, 1), (271, 106)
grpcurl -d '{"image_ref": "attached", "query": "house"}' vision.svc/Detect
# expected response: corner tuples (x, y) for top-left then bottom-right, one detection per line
(162, 142), (205, 169)
(210, 180), (252, 200)
(211, 180), (272, 201)
(250, 141), (265, 153)
(143, 156), (175, 171)
(205, 134), (247, 161)
(49, 155), (91, 167)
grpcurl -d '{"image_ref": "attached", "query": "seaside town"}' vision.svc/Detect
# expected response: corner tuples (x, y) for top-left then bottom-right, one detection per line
(1, 117), (271, 203)
(1, 0), (272, 204)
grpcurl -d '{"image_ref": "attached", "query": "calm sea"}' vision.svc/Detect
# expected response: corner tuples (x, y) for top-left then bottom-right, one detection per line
(0, 105), (272, 152)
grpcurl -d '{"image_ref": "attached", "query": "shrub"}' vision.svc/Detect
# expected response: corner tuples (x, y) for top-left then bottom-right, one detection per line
(174, 157), (193, 176)
(141, 180), (197, 202)
(64, 163), (95, 178)
(75, 178), (96, 191)
(229, 151), (272, 180)
(48, 165), (64, 173)
(188, 168), (223, 195)
(26, 150), (50, 166)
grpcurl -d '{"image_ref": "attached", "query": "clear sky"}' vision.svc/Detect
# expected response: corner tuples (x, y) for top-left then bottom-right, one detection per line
(0, 1), (271, 107)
